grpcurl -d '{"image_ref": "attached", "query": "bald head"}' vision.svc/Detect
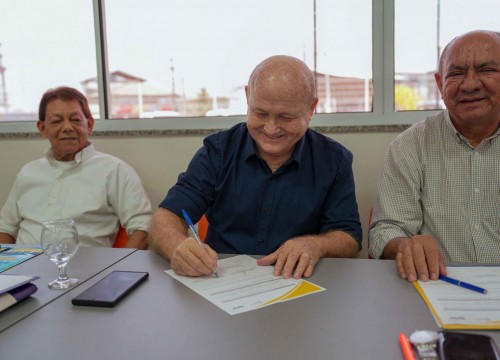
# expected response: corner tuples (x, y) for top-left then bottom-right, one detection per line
(247, 55), (317, 105)
(438, 30), (500, 74)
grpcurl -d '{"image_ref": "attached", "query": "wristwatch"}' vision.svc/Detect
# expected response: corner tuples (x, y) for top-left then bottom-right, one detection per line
(409, 330), (439, 359)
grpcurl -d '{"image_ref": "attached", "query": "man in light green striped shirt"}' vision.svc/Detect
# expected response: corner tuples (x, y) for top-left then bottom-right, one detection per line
(369, 30), (500, 283)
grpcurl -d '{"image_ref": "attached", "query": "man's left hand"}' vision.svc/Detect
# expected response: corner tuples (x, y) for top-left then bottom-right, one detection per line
(257, 237), (322, 279)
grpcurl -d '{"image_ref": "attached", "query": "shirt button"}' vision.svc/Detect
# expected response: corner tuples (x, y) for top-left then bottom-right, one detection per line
(475, 224), (480, 230)
(474, 188), (480, 193)
(474, 151), (480, 157)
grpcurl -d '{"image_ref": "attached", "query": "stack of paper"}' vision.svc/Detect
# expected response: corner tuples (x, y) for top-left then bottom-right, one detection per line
(414, 266), (500, 329)
(166, 255), (325, 315)
(0, 274), (39, 313)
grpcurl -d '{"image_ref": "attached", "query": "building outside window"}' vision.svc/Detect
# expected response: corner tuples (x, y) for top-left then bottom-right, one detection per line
(0, 0), (499, 125)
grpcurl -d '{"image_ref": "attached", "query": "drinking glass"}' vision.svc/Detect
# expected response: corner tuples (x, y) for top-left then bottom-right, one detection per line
(40, 219), (79, 289)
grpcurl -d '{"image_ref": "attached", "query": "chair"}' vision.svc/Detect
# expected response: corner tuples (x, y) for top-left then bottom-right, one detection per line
(197, 214), (209, 242)
(113, 226), (129, 248)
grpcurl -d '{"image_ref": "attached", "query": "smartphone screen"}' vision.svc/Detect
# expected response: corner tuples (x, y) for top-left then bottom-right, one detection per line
(439, 332), (500, 360)
(72, 271), (149, 308)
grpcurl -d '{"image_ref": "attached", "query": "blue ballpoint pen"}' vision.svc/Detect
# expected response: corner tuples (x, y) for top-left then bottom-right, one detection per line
(439, 275), (487, 294)
(181, 209), (219, 278)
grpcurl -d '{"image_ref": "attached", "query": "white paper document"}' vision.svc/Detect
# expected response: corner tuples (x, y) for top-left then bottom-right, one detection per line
(414, 266), (500, 329)
(165, 255), (325, 315)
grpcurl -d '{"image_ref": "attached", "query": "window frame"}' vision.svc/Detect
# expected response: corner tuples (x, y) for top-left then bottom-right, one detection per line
(0, 0), (439, 135)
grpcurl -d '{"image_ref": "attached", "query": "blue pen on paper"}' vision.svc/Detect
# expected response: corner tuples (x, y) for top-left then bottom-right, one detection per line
(181, 209), (219, 278)
(439, 275), (487, 294)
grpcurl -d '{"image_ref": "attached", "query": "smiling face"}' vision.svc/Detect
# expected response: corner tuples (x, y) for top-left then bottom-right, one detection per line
(245, 56), (318, 166)
(435, 31), (500, 133)
(37, 99), (94, 161)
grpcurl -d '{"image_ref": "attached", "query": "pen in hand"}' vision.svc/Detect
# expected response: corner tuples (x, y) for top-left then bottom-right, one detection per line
(181, 209), (219, 278)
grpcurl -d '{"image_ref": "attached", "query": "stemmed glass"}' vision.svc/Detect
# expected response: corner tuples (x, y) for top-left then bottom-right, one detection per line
(40, 219), (79, 290)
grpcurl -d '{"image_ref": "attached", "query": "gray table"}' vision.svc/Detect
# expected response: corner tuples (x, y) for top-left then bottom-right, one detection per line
(0, 247), (135, 332)
(0, 251), (498, 360)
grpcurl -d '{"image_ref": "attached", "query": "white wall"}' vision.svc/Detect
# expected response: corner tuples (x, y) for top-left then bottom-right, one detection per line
(0, 131), (398, 258)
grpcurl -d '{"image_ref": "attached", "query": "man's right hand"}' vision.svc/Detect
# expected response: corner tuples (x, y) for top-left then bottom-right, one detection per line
(388, 235), (447, 283)
(170, 237), (218, 277)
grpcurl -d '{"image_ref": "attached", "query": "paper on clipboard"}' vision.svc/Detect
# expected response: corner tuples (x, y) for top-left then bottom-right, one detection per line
(413, 266), (500, 330)
(165, 254), (325, 315)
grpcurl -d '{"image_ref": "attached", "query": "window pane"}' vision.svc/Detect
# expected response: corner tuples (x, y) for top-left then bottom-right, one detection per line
(104, 0), (372, 119)
(316, 0), (372, 113)
(0, 0), (98, 122)
(395, 0), (500, 111)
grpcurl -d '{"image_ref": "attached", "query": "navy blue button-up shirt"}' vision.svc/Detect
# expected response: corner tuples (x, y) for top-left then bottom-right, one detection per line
(160, 123), (361, 255)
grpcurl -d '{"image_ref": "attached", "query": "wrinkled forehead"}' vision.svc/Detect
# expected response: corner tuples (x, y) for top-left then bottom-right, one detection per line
(45, 98), (87, 118)
(250, 69), (314, 106)
(250, 79), (312, 110)
(46, 98), (84, 111)
(444, 33), (500, 67)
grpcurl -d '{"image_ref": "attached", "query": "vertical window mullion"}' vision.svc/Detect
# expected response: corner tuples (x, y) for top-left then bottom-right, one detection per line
(383, 0), (395, 116)
(93, 0), (111, 121)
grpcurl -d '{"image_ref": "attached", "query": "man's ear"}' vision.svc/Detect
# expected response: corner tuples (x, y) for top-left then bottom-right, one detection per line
(308, 97), (319, 119)
(37, 121), (48, 138)
(87, 117), (95, 134)
(434, 72), (443, 93)
(245, 86), (250, 104)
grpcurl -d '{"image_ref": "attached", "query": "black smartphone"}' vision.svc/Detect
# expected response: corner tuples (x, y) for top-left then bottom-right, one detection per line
(72, 271), (149, 308)
(439, 332), (500, 360)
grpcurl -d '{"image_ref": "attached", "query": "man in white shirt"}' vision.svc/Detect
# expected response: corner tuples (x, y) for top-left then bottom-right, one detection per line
(0, 86), (152, 248)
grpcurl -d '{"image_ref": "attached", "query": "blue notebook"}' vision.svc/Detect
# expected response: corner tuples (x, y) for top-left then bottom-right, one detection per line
(0, 247), (43, 272)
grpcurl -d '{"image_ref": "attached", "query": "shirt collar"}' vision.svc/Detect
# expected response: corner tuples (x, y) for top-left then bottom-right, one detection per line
(45, 142), (95, 165)
(242, 127), (258, 161)
(242, 125), (305, 166)
(443, 110), (500, 144)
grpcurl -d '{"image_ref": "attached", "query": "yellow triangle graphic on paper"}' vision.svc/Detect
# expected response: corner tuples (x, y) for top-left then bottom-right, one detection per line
(261, 280), (324, 306)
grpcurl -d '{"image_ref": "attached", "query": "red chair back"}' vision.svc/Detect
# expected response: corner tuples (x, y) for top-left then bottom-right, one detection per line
(197, 215), (209, 242)
(113, 226), (128, 248)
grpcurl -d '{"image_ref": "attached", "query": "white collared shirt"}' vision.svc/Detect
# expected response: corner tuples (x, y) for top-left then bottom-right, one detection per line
(0, 143), (152, 247)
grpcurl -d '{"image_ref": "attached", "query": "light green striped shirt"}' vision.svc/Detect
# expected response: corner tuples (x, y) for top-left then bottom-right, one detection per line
(369, 110), (500, 262)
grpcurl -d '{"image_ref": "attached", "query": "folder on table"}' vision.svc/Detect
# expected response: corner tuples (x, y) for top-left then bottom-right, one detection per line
(414, 266), (500, 330)
(0, 274), (39, 313)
